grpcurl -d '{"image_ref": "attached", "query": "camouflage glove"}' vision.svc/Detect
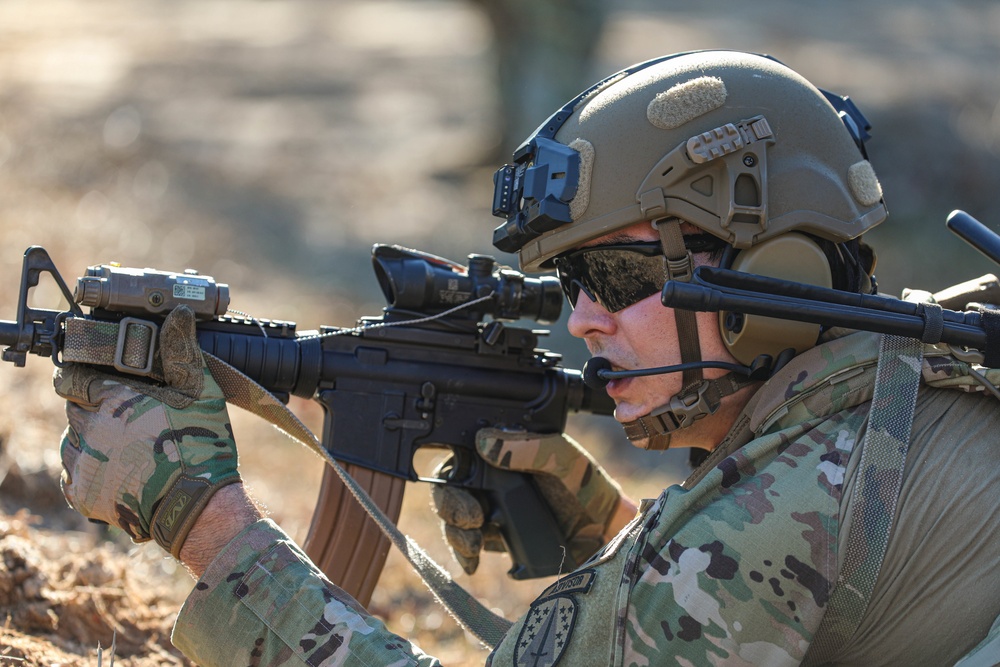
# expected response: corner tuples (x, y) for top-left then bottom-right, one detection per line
(54, 305), (240, 558)
(431, 428), (623, 575)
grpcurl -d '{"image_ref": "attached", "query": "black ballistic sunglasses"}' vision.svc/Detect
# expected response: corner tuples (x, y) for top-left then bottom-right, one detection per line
(553, 235), (725, 313)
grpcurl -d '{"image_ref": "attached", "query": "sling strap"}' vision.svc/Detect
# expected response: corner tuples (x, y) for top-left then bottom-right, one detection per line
(61, 316), (514, 648)
(806, 334), (924, 660)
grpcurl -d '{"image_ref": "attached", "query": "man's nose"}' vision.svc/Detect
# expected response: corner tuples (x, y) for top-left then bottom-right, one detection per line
(566, 291), (616, 340)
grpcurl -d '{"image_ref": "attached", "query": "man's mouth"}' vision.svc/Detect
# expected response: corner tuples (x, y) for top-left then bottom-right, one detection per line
(600, 361), (632, 397)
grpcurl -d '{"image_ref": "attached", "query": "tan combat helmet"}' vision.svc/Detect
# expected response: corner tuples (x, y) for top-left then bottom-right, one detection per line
(491, 51), (887, 449)
(493, 50), (885, 270)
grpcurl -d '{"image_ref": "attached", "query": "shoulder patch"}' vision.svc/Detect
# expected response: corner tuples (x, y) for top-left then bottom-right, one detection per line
(514, 569), (596, 667)
(537, 569), (596, 599)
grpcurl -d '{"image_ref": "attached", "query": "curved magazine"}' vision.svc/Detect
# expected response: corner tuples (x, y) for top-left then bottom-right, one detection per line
(303, 463), (406, 607)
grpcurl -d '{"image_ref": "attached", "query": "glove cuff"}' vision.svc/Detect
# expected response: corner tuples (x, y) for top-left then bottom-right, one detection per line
(151, 474), (242, 558)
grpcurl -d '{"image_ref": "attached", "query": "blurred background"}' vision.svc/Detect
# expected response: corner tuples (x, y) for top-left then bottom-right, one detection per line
(1, 0), (1000, 664)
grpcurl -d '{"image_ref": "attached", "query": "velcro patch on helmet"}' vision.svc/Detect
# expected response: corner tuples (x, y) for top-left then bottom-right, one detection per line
(848, 160), (883, 206)
(569, 138), (595, 220)
(647, 76), (727, 130)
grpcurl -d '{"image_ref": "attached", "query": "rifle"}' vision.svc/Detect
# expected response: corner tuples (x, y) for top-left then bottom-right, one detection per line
(0, 243), (615, 606)
(9, 210), (999, 608)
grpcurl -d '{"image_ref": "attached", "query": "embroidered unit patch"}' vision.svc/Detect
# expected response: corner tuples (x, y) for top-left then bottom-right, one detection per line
(513, 570), (596, 666)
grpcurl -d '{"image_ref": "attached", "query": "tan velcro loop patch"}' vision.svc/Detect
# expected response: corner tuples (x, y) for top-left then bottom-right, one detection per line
(647, 76), (728, 130)
(848, 160), (883, 206)
(568, 137), (594, 221)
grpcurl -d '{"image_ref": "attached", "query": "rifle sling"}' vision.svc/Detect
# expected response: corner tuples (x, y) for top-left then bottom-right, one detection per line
(806, 334), (923, 659)
(60, 317), (514, 648)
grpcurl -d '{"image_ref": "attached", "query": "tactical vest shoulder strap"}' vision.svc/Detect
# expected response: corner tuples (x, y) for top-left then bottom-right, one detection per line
(806, 334), (924, 660)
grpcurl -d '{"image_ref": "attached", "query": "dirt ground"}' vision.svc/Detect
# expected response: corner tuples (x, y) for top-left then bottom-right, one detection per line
(2, 1), (1000, 664)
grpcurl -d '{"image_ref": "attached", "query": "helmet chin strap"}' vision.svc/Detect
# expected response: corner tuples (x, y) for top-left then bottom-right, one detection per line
(620, 218), (753, 451)
(621, 373), (757, 450)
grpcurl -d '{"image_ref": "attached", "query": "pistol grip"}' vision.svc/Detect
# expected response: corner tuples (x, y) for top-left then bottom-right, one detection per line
(481, 466), (576, 580)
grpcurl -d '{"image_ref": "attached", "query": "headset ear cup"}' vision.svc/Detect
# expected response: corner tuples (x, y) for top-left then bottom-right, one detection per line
(719, 233), (833, 365)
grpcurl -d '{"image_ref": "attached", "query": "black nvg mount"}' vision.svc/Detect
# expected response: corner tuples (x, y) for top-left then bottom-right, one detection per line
(1, 210), (999, 579)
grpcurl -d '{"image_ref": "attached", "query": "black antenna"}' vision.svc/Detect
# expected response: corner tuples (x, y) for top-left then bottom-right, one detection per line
(946, 210), (1000, 267)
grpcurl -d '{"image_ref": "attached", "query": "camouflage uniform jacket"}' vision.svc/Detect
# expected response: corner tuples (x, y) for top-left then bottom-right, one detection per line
(172, 330), (1000, 665)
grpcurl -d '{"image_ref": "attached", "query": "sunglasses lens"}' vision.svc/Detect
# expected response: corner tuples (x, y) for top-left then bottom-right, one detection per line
(556, 244), (666, 312)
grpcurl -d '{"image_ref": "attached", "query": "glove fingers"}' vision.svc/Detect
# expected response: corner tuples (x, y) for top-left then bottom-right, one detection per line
(54, 365), (111, 407)
(443, 523), (483, 558)
(59, 426), (81, 510)
(53, 305), (215, 407)
(475, 427), (624, 568)
(454, 553), (479, 576)
(60, 425), (81, 467)
(443, 524), (482, 575)
(58, 426), (113, 527)
(56, 364), (169, 418)
(481, 523), (506, 553)
(59, 470), (76, 508)
(430, 483), (484, 529)
(64, 386), (137, 438)
(430, 470), (490, 575)
(64, 396), (103, 438)
(159, 306), (206, 397)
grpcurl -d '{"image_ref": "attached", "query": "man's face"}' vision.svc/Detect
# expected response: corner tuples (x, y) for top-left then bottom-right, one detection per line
(565, 221), (742, 447)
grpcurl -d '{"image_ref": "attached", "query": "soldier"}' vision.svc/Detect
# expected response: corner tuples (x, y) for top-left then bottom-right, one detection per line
(55, 51), (1000, 665)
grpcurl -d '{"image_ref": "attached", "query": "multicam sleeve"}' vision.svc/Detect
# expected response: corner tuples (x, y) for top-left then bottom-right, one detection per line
(172, 519), (440, 667)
